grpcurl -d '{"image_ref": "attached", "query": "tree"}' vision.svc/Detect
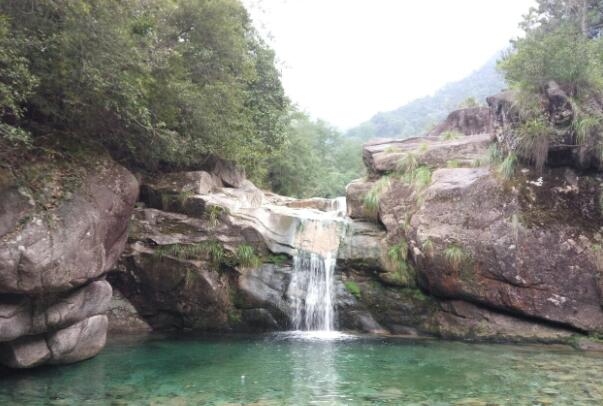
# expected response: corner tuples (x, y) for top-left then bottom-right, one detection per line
(0, 0), (289, 181)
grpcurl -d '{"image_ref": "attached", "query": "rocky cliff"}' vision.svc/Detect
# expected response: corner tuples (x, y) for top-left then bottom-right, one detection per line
(349, 98), (603, 343)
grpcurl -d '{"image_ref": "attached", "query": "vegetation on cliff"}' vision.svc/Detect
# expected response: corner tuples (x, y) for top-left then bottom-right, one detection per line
(499, 0), (603, 169)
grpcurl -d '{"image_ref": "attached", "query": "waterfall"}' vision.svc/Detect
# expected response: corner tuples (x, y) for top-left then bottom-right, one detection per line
(286, 202), (345, 332)
(288, 251), (336, 331)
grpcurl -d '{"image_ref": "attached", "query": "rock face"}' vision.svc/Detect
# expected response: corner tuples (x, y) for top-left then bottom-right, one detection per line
(109, 160), (395, 334)
(0, 153), (138, 368)
(346, 106), (603, 340)
(427, 107), (492, 137)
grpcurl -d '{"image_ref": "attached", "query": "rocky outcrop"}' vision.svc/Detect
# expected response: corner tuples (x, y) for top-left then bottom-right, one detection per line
(346, 107), (603, 341)
(362, 133), (491, 178)
(109, 161), (396, 334)
(488, 84), (603, 170)
(427, 107), (492, 137)
(0, 153), (138, 368)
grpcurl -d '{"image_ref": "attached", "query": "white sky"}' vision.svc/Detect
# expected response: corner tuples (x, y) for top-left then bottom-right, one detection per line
(244, 0), (535, 130)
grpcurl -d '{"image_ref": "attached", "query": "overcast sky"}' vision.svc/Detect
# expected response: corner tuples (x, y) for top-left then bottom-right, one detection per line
(244, 0), (534, 130)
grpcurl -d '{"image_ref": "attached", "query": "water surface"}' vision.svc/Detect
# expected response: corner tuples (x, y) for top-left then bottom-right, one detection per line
(1, 333), (602, 405)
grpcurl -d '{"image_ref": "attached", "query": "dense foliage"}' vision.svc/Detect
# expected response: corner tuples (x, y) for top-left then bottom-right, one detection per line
(268, 112), (365, 198)
(346, 55), (506, 142)
(499, 0), (603, 169)
(0, 0), (288, 183)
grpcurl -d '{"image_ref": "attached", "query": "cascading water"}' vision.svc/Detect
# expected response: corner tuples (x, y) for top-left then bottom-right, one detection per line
(288, 252), (336, 331)
(285, 201), (346, 333)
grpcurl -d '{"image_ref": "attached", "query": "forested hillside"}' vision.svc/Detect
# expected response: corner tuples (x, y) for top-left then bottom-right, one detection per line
(346, 54), (506, 141)
(0, 0), (363, 197)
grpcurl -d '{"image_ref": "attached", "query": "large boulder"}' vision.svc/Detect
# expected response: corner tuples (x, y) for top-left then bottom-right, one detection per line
(0, 152), (138, 368)
(427, 107), (492, 137)
(410, 166), (603, 333)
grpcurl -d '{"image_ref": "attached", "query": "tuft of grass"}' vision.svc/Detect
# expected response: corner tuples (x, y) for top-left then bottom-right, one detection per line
(267, 253), (289, 266)
(413, 166), (432, 190)
(388, 239), (409, 265)
(345, 281), (362, 299)
(419, 142), (429, 153)
(422, 238), (434, 254)
(236, 244), (261, 268)
(362, 175), (391, 216)
(206, 240), (226, 269)
(498, 152), (518, 180)
(441, 130), (463, 141)
(573, 113), (601, 146)
(396, 152), (419, 175)
(471, 158), (483, 168)
(384, 146), (401, 153)
(487, 144), (503, 165)
(446, 159), (460, 168)
(154, 243), (206, 260)
(205, 205), (224, 229)
(177, 190), (194, 206)
(444, 244), (469, 270)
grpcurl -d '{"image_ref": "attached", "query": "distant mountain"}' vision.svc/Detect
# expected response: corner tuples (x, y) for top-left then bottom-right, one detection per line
(346, 54), (506, 141)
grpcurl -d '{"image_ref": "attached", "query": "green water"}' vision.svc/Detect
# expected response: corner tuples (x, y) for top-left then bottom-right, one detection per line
(1, 333), (602, 405)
